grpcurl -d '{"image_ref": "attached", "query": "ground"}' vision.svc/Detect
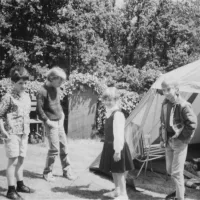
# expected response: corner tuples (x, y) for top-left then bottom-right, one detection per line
(0, 139), (199, 200)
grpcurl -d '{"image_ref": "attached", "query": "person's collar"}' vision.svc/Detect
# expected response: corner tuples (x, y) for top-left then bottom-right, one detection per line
(45, 81), (54, 88)
(174, 95), (186, 105)
(11, 88), (24, 98)
(165, 94), (183, 105)
(106, 105), (119, 113)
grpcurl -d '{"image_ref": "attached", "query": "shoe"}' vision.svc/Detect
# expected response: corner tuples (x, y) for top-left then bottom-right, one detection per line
(114, 194), (129, 200)
(43, 172), (55, 182)
(63, 167), (77, 180)
(6, 190), (24, 200)
(103, 190), (119, 198)
(165, 191), (176, 199)
(17, 185), (35, 193)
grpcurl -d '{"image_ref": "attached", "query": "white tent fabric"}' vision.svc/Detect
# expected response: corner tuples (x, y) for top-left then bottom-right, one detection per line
(152, 59), (200, 93)
(125, 59), (200, 158)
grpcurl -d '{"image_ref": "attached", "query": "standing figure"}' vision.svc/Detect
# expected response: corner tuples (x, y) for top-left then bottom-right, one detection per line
(0, 67), (35, 200)
(99, 87), (134, 200)
(36, 66), (76, 182)
(160, 78), (197, 200)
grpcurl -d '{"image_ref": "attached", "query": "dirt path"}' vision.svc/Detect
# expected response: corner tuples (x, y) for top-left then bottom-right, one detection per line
(0, 140), (199, 200)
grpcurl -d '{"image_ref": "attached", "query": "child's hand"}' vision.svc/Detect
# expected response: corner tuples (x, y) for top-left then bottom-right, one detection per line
(1, 131), (10, 140)
(46, 119), (57, 128)
(171, 133), (179, 139)
(172, 123), (184, 139)
(171, 129), (182, 139)
(160, 141), (165, 148)
(113, 152), (121, 162)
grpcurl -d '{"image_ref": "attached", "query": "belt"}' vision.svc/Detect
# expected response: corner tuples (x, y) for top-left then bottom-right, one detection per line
(50, 119), (60, 121)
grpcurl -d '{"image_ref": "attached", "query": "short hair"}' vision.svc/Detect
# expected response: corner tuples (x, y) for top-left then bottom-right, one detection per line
(46, 66), (66, 81)
(9, 66), (29, 83)
(161, 77), (179, 89)
(102, 87), (120, 102)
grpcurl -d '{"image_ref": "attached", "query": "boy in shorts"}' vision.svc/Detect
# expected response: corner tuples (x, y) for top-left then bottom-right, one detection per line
(0, 67), (35, 200)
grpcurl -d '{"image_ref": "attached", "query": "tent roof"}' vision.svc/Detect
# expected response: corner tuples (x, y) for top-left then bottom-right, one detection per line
(151, 59), (200, 93)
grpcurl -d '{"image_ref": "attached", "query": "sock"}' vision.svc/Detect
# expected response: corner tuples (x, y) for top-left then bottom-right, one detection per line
(17, 180), (24, 188)
(115, 187), (120, 195)
(8, 186), (15, 192)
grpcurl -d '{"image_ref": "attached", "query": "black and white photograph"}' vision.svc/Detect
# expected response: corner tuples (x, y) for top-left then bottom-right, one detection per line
(0, 0), (200, 199)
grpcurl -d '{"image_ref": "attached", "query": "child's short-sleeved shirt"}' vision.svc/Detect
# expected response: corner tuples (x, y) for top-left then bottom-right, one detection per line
(0, 90), (31, 135)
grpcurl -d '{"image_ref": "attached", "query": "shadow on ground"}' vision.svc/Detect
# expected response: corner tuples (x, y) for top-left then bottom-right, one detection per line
(52, 185), (164, 200)
(0, 186), (7, 199)
(52, 185), (110, 200)
(0, 169), (43, 180)
(0, 186), (6, 193)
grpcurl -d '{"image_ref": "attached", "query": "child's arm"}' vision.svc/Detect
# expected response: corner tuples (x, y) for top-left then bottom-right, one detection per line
(58, 89), (65, 120)
(27, 94), (32, 114)
(113, 111), (125, 161)
(36, 89), (57, 127)
(36, 89), (49, 122)
(180, 104), (197, 139)
(0, 94), (10, 138)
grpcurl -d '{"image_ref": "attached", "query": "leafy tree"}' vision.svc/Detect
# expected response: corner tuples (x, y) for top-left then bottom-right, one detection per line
(0, 0), (200, 94)
(0, 0), (114, 78)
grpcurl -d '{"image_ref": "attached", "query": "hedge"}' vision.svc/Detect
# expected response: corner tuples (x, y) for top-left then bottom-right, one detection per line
(0, 72), (141, 136)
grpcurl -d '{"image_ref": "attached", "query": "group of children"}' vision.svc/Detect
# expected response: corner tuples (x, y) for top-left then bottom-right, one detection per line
(0, 67), (76, 200)
(0, 66), (197, 200)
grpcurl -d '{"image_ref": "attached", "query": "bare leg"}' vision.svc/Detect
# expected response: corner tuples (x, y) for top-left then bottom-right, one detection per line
(116, 173), (128, 197)
(15, 156), (24, 181)
(113, 173), (120, 194)
(6, 157), (18, 186)
(103, 173), (120, 198)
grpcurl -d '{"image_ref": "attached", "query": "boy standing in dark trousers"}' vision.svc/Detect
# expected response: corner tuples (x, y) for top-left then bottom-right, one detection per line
(37, 66), (76, 182)
(160, 77), (197, 200)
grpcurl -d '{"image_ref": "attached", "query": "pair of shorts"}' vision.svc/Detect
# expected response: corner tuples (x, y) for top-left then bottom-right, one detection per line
(4, 134), (28, 158)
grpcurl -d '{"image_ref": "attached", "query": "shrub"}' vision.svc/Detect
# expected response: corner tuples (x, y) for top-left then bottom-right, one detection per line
(0, 73), (142, 137)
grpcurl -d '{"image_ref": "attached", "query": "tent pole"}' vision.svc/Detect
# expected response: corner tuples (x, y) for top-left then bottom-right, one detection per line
(144, 91), (159, 176)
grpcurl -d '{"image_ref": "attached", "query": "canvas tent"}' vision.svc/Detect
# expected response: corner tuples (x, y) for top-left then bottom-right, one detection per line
(125, 59), (200, 159)
(90, 59), (200, 174)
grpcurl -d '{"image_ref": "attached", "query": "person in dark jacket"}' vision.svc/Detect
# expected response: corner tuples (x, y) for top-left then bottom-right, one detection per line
(160, 77), (197, 200)
(37, 66), (76, 182)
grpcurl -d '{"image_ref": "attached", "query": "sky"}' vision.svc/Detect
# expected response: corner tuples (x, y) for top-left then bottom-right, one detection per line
(115, 0), (125, 8)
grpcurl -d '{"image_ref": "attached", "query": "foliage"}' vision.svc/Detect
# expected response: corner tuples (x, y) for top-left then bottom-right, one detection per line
(61, 71), (106, 98)
(0, 78), (43, 99)
(1, 0), (200, 95)
(0, 74), (141, 136)
(110, 65), (161, 93)
(120, 0), (200, 71)
(0, 0), (114, 78)
(0, 72), (105, 99)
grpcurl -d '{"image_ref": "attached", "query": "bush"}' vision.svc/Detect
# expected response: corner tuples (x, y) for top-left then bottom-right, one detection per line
(0, 78), (43, 99)
(60, 71), (106, 98)
(0, 74), (142, 137)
